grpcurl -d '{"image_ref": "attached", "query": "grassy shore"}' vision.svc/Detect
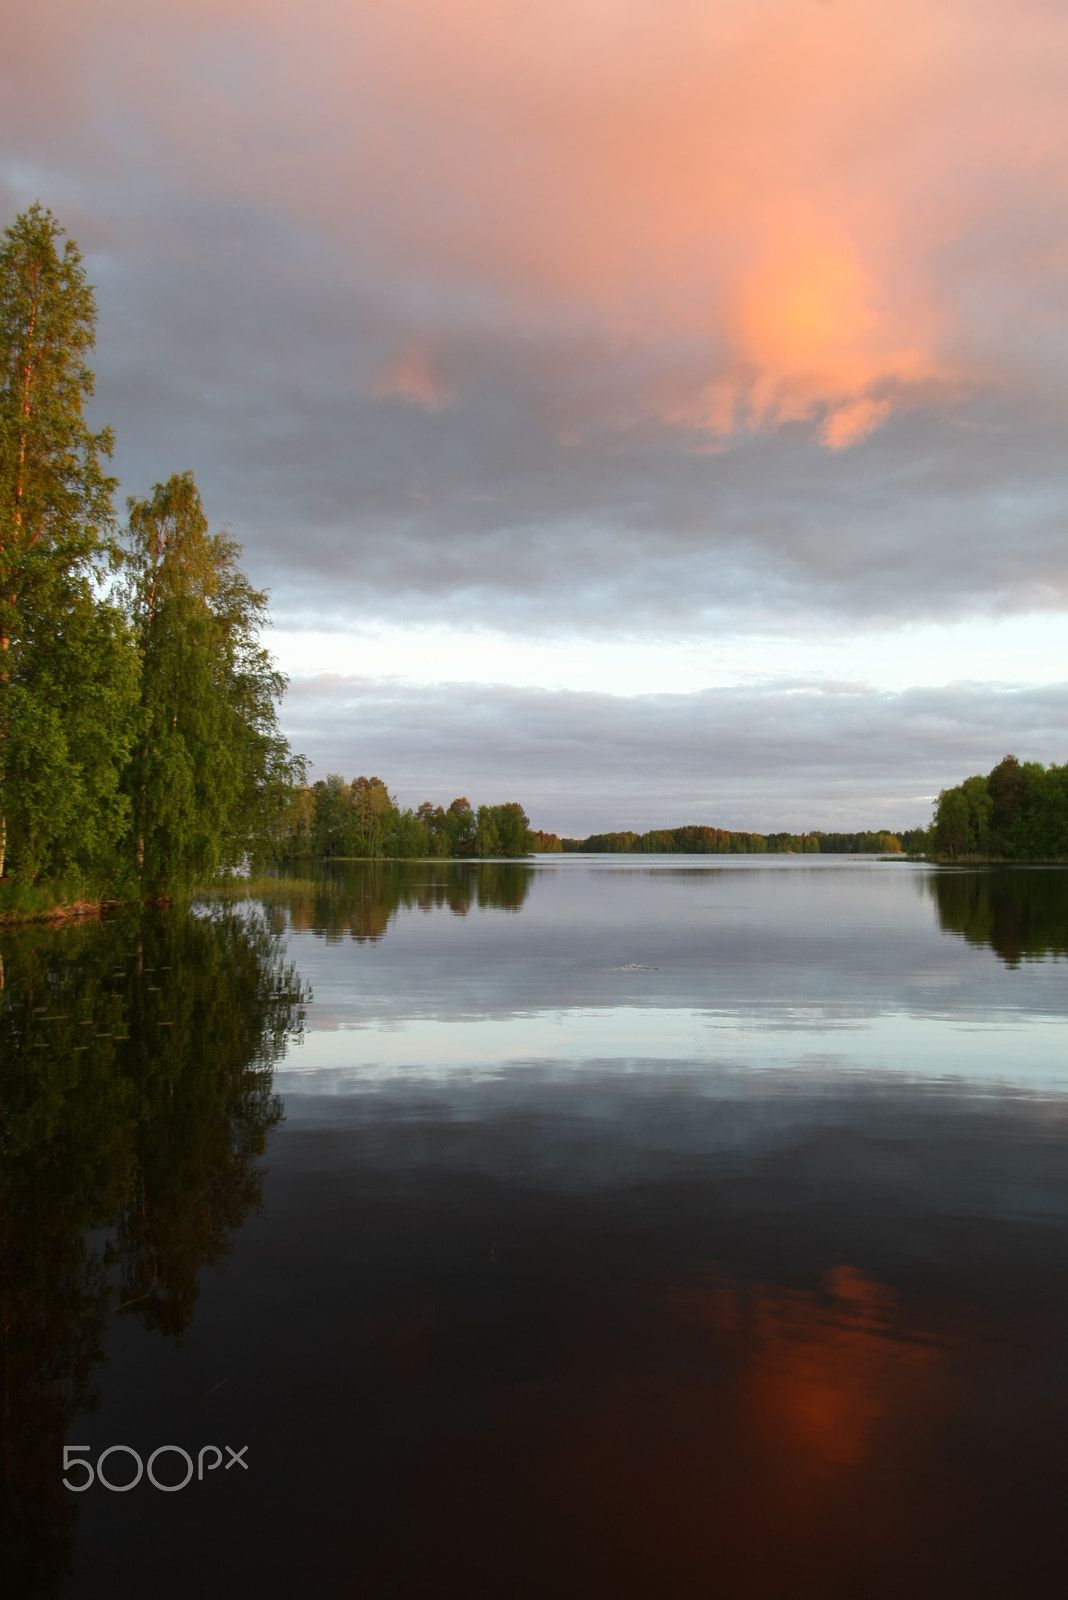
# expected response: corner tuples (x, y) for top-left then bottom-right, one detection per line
(0, 878), (124, 926)
(0, 871), (339, 926)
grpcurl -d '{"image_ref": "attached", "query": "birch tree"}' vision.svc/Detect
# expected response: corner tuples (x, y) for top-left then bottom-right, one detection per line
(124, 471), (302, 890)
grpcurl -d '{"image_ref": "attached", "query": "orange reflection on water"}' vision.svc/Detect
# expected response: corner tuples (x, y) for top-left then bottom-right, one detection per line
(510, 1261), (957, 1594)
(684, 1264), (944, 1472)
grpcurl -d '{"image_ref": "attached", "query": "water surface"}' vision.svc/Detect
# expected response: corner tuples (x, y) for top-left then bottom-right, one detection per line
(4, 858), (1068, 1598)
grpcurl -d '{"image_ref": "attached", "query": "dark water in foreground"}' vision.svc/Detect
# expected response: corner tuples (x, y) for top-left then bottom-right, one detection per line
(4, 858), (1068, 1598)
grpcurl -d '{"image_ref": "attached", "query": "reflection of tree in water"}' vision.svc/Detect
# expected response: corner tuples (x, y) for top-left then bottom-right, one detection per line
(931, 867), (1068, 967)
(287, 860), (533, 943)
(0, 906), (305, 1598)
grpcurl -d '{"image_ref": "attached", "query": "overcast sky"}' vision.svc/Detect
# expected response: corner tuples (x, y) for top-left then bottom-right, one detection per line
(5, 0), (1068, 832)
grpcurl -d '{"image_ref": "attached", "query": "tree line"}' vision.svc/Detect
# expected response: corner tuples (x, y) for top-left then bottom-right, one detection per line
(283, 775), (535, 859)
(553, 826), (916, 855)
(931, 755), (1068, 860)
(0, 204), (301, 909)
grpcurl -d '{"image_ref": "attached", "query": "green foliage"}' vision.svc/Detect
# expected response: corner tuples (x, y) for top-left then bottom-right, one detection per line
(123, 471), (303, 891)
(567, 826), (769, 853)
(763, 832), (822, 854)
(0, 878), (108, 923)
(0, 206), (304, 905)
(291, 780), (535, 859)
(0, 202), (116, 613)
(308, 773), (420, 858)
(562, 825), (911, 854)
(932, 774), (993, 857)
(0, 203), (122, 880)
(6, 589), (138, 883)
(475, 801), (532, 857)
(441, 796), (476, 855)
(809, 830), (905, 854)
(932, 756), (1068, 861)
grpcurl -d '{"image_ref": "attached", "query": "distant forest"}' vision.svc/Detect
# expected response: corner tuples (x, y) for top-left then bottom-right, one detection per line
(931, 755), (1068, 860)
(542, 826), (926, 855)
(284, 783), (936, 862)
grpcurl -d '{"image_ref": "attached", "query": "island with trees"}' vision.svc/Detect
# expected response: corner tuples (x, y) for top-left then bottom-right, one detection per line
(930, 756), (1068, 860)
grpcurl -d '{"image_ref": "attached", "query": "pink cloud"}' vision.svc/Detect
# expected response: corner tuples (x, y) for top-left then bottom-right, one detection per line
(5, 0), (1067, 449)
(374, 345), (450, 410)
(820, 399), (895, 453)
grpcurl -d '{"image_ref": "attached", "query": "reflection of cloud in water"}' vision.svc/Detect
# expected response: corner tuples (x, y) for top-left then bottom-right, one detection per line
(277, 1073), (1068, 1227)
(235, 1069), (1068, 1595)
(280, 1004), (1068, 1096)
(277, 862), (1068, 1039)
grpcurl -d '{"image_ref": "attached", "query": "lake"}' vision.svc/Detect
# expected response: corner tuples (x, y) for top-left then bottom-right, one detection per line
(4, 856), (1068, 1598)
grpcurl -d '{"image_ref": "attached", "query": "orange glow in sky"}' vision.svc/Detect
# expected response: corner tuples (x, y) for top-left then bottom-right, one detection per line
(6, 0), (1065, 454)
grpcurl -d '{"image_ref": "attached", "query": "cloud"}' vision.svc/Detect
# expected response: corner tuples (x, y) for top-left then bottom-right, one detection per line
(280, 675), (1068, 834)
(3, 0), (1068, 635)
(820, 398), (894, 453)
(374, 344), (450, 411)
(69, 214), (1068, 633)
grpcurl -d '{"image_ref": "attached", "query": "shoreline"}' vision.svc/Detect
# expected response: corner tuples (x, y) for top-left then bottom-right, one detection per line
(7, 855), (1068, 928)
(0, 895), (137, 928)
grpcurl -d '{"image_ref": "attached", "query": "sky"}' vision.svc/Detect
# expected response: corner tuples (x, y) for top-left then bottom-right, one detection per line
(4, 0), (1068, 834)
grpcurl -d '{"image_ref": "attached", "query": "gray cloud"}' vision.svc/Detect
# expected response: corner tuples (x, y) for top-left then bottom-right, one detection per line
(64, 207), (1068, 637)
(280, 676), (1068, 834)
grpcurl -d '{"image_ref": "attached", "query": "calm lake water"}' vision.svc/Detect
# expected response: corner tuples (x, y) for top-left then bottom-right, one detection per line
(5, 857), (1068, 1598)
